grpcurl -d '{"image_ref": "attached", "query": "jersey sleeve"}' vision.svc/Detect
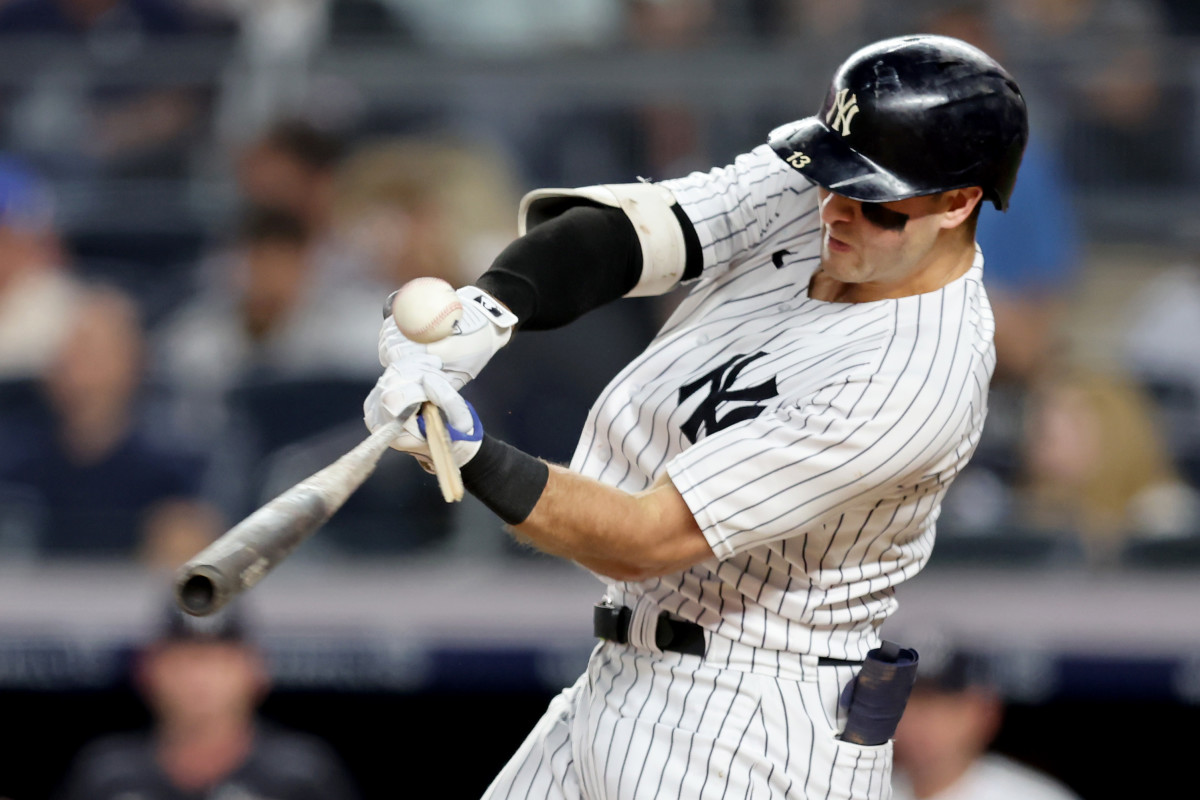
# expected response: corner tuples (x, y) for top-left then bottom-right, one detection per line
(666, 361), (974, 560)
(659, 144), (818, 280)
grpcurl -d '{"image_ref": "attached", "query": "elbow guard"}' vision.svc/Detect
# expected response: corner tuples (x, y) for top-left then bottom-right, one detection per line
(519, 182), (688, 297)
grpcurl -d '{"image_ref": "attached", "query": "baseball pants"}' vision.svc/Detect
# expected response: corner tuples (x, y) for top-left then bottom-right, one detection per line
(481, 638), (892, 799)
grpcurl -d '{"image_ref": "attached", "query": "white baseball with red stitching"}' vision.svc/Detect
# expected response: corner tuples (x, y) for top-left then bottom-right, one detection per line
(390, 277), (464, 343)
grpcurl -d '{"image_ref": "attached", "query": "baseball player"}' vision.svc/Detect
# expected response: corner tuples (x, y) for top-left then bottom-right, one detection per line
(364, 35), (1028, 799)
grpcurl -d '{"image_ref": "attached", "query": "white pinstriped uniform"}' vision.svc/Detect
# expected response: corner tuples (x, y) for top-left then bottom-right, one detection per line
(483, 144), (996, 799)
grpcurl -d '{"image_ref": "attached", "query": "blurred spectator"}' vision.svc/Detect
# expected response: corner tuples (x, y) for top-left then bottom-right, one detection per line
(153, 204), (380, 433)
(1122, 247), (1200, 479)
(236, 119), (343, 239)
(56, 599), (360, 799)
(893, 638), (1082, 800)
(771, 0), (909, 56)
(0, 285), (218, 558)
(922, 0), (1083, 388)
(0, 0), (225, 180)
(333, 136), (520, 287)
(993, 0), (1186, 189)
(916, 2), (1084, 496)
(211, 5), (404, 149)
(1016, 367), (1199, 559)
(939, 365), (1200, 560)
(0, 155), (82, 379)
(621, 0), (716, 180)
(386, 0), (620, 54)
(976, 135), (1080, 384)
(223, 118), (378, 290)
(140, 496), (223, 571)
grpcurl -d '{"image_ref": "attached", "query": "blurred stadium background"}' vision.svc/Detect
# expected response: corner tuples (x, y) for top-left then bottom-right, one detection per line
(0, 0), (1198, 797)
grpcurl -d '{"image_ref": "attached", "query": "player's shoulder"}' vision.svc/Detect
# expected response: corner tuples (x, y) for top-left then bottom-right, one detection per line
(663, 142), (811, 198)
(969, 753), (1082, 800)
(61, 731), (156, 788)
(251, 723), (352, 778)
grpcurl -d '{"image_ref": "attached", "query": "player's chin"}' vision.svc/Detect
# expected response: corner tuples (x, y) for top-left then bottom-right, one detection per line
(819, 249), (860, 278)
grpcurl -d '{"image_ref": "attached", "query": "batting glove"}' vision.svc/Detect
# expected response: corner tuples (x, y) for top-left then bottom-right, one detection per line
(378, 286), (518, 391)
(400, 401), (484, 471)
(363, 357), (483, 467)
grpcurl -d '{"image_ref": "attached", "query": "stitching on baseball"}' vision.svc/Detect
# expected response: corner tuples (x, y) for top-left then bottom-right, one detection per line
(409, 300), (463, 338)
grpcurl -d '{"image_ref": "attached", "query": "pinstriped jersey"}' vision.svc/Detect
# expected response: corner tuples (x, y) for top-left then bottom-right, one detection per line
(569, 144), (996, 661)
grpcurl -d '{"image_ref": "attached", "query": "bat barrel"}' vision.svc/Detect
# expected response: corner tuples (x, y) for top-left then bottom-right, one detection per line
(177, 565), (225, 616)
(174, 486), (332, 616)
(173, 417), (407, 617)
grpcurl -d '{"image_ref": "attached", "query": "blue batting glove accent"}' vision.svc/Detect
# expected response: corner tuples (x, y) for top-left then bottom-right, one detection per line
(417, 401), (484, 443)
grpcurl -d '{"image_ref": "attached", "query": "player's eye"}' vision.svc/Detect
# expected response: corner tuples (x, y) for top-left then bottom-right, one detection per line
(860, 202), (909, 231)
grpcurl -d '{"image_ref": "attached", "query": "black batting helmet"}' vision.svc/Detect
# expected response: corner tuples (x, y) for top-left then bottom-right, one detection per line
(769, 35), (1028, 211)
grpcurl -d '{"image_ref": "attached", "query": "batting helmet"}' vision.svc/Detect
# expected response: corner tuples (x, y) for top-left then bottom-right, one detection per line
(769, 35), (1028, 211)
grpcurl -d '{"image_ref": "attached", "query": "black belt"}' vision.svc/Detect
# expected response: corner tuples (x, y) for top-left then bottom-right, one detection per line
(593, 603), (863, 666)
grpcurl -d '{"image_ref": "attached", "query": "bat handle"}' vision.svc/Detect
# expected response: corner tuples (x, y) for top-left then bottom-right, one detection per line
(381, 293), (463, 503)
(422, 401), (464, 502)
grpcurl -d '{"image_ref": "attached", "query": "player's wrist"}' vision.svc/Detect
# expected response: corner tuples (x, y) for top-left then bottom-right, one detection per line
(474, 271), (535, 327)
(419, 286), (516, 386)
(415, 401), (484, 468)
(460, 435), (549, 525)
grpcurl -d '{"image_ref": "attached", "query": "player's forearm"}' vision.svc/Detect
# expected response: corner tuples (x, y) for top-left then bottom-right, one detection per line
(474, 206), (643, 330)
(473, 201), (702, 331)
(512, 466), (715, 582)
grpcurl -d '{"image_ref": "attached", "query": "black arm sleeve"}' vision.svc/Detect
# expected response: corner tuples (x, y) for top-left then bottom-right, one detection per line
(474, 202), (702, 331)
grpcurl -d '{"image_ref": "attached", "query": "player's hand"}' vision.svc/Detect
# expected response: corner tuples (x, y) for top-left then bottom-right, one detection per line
(399, 400), (484, 471)
(378, 285), (517, 391)
(363, 359), (483, 467)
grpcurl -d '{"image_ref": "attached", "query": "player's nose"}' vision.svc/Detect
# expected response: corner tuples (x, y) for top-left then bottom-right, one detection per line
(818, 190), (858, 226)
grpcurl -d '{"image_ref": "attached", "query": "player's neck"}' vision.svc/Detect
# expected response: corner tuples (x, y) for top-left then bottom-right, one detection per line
(157, 718), (256, 790)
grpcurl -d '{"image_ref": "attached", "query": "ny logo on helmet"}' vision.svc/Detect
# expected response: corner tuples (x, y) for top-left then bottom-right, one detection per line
(826, 89), (860, 136)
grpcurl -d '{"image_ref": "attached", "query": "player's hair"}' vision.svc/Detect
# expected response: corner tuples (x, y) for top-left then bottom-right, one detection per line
(237, 204), (311, 247)
(334, 137), (519, 233)
(1021, 366), (1184, 546)
(257, 119), (345, 172)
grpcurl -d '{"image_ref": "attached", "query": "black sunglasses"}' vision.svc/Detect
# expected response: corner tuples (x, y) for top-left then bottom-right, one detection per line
(860, 202), (910, 231)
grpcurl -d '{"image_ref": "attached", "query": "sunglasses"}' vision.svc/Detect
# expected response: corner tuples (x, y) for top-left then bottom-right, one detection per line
(860, 202), (910, 231)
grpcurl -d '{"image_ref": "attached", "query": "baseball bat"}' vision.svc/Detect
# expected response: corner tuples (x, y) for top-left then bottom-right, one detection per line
(176, 287), (467, 616)
(176, 413), (409, 616)
(422, 401), (465, 502)
(383, 286), (464, 504)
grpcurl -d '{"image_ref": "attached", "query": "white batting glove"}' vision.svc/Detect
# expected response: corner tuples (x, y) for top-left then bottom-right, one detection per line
(363, 357), (483, 466)
(378, 286), (518, 391)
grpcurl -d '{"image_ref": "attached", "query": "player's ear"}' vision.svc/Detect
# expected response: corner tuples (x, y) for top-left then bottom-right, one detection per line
(938, 187), (984, 230)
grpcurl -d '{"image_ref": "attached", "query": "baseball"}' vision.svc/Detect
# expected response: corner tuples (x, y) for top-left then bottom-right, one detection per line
(391, 277), (463, 343)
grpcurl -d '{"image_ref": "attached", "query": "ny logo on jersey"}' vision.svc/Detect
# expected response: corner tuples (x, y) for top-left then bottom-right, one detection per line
(826, 88), (860, 136)
(678, 352), (779, 444)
